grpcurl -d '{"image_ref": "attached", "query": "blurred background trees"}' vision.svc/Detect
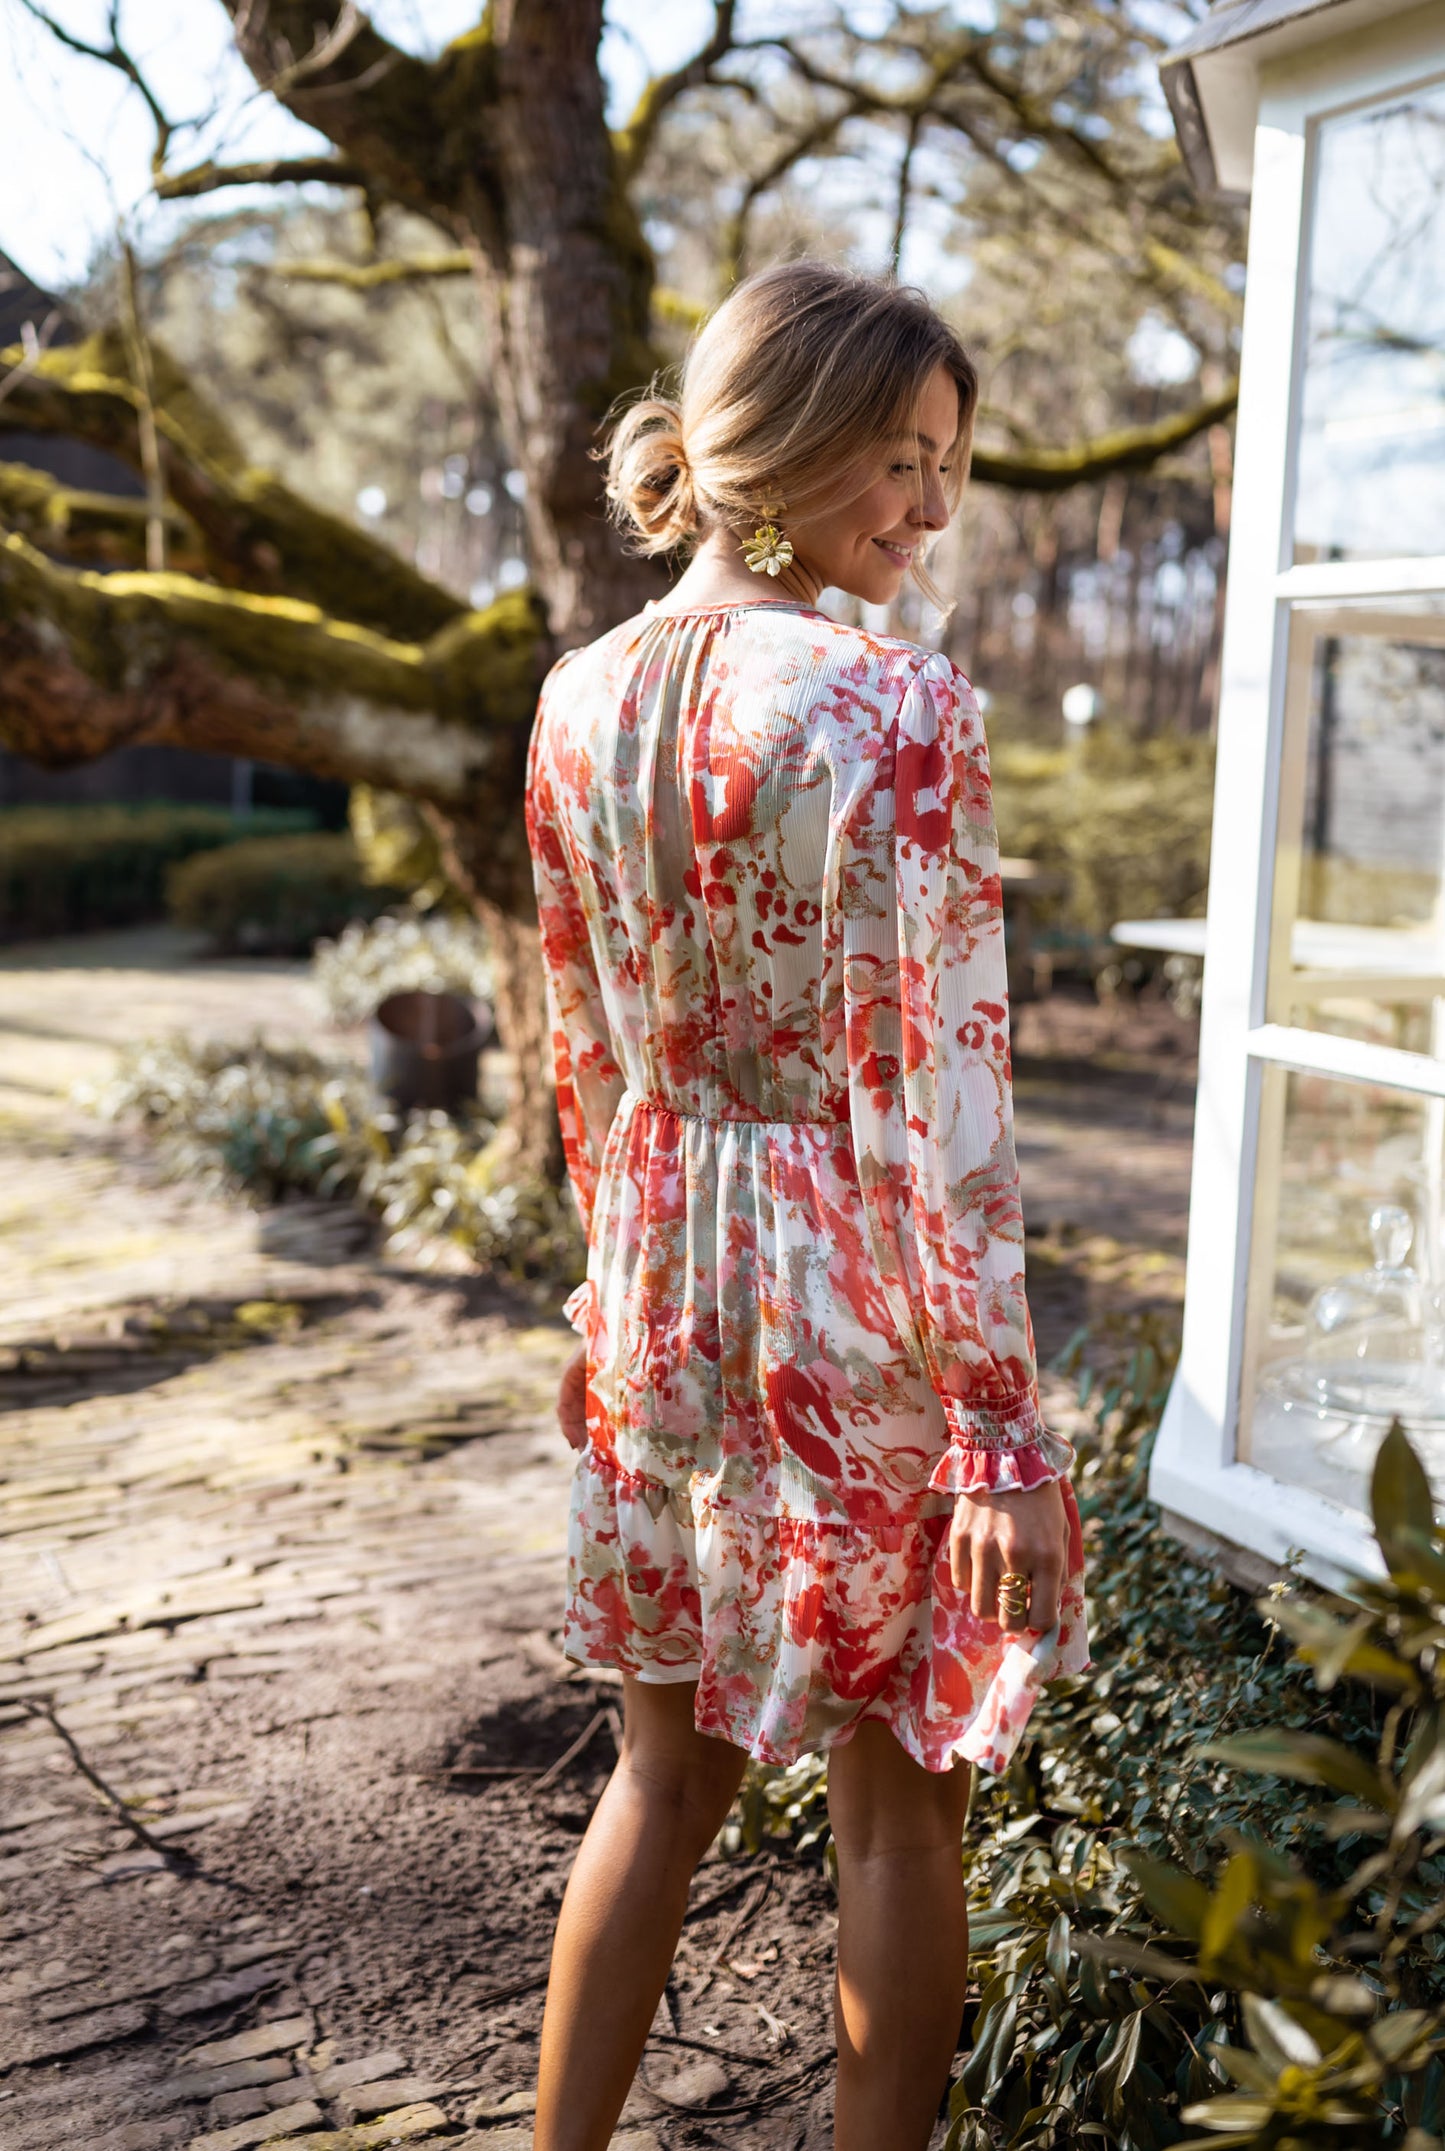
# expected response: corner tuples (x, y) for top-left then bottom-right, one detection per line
(0, 0), (1242, 1173)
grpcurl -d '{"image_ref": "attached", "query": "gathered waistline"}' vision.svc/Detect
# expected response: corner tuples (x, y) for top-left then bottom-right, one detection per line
(621, 1084), (847, 1131)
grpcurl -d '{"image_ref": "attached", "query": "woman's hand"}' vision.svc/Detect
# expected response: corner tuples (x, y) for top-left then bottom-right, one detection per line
(949, 1478), (1069, 1634)
(557, 1342), (589, 1453)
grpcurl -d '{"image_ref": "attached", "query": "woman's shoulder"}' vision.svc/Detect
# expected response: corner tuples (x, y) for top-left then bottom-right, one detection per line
(538, 605), (980, 717)
(794, 614), (981, 717)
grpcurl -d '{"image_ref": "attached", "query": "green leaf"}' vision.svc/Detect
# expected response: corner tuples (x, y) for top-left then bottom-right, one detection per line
(1196, 1729), (1392, 1810)
(1395, 1746), (1445, 1841)
(1241, 1993), (1322, 2071)
(1119, 1849), (1209, 1942)
(1046, 1911), (1072, 1986)
(1373, 1421), (1439, 1577)
(967, 1909), (1023, 1951)
(1212, 2045), (1284, 2095)
(1367, 2007), (1437, 2065)
(1115, 2006), (1143, 2091)
(1179, 2092), (1277, 2126)
(1201, 1850), (1257, 1965)
(1262, 1599), (1419, 1694)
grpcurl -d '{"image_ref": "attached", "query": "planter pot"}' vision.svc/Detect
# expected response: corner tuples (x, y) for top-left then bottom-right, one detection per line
(368, 989), (494, 1114)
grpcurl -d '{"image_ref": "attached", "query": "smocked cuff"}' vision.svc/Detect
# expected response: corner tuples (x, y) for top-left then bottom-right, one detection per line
(928, 1391), (1075, 1496)
(562, 1278), (594, 1337)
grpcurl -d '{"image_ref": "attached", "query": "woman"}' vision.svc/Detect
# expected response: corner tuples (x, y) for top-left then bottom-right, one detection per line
(523, 260), (1090, 2151)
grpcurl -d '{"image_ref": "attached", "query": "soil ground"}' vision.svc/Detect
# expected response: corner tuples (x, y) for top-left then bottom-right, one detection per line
(0, 931), (1197, 2151)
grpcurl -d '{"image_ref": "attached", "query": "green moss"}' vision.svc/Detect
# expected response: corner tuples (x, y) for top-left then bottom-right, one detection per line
(1, 532), (548, 748)
(7, 342), (467, 645)
(425, 587), (549, 730)
(67, 328), (248, 476)
(88, 569), (438, 708)
(236, 470), (465, 643)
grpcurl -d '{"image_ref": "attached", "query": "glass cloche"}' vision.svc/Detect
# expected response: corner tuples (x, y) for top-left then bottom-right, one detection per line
(1266, 1203), (1445, 1427)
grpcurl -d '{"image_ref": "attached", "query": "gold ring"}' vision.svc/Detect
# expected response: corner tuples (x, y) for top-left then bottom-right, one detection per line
(996, 1573), (1031, 1617)
(999, 1571), (1031, 1589)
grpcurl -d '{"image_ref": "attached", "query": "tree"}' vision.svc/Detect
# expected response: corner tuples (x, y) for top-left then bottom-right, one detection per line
(0, 0), (1241, 1181)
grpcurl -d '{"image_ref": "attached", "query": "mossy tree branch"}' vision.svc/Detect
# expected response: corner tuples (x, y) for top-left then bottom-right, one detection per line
(154, 153), (372, 200)
(216, 0), (503, 239)
(0, 532), (546, 905)
(277, 251), (472, 288)
(0, 461), (193, 569)
(969, 384), (1240, 493)
(1, 336), (467, 642)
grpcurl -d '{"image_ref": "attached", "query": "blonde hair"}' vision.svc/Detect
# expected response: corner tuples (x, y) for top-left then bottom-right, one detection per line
(605, 261), (978, 599)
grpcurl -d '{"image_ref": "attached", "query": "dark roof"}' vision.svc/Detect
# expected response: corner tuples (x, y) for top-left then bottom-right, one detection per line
(0, 250), (139, 497)
(0, 249), (75, 351)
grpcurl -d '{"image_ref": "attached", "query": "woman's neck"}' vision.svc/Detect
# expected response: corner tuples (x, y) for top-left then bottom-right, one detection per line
(649, 526), (823, 613)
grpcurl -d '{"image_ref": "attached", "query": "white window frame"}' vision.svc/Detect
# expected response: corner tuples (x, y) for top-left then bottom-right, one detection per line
(1148, 5), (1445, 1588)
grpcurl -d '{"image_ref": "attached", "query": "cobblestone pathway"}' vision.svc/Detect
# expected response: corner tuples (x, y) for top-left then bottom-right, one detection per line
(0, 933), (1196, 2151)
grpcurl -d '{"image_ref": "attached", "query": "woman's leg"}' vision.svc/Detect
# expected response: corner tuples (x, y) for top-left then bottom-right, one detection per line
(826, 1719), (973, 2151)
(533, 1676), (747, 2151)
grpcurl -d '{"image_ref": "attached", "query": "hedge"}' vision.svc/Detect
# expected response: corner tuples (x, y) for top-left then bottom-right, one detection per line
(165, 832), (404, 955)
(0, 803), (314, 941)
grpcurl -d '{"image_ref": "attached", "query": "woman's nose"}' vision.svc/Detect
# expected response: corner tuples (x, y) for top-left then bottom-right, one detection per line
(910, 476), (948, 531)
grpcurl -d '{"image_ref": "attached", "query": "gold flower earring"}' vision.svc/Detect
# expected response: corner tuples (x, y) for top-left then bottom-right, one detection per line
(743, 506), (794, 578)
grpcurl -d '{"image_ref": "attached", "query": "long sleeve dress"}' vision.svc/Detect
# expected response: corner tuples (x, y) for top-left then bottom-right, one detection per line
(523, 600), (1090, 1776)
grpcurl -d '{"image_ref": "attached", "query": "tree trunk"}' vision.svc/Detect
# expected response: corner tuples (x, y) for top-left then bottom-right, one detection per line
(479, 0), (662, 646)
(475, 902), (563, 1183)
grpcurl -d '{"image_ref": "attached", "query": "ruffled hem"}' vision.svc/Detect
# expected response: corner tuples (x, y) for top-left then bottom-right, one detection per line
(927, 1424), (1076, 1497)
(564, 1445), (1091, 1778)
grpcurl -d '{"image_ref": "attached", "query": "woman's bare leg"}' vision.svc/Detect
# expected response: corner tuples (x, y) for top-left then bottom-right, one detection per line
(533, 1676), (747, 2151)
(827, 1720), (972, 2151)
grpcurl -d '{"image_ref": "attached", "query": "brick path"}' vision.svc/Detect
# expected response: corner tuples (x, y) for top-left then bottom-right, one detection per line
(0, 932), (1196, 2151)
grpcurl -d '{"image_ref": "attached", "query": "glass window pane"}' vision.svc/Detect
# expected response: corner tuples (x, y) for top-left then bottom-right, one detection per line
(1243, 1067), (1445, 1514)
(1272, 603), (1445, 1043)
(1294, 80), (1445, 565)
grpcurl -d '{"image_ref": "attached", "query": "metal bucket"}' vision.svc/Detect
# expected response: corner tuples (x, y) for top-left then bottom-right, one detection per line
(368, 989), (493, 1114)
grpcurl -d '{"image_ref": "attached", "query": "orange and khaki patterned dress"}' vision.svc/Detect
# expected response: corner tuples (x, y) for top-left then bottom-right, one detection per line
(524, 600), (1090, 1775)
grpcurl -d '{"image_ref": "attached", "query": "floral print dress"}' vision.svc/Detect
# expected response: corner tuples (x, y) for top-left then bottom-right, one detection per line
(524, 601), (1090, 1776)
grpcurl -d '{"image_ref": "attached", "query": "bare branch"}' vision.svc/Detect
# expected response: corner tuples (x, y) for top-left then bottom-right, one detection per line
(18, 0), (175, 170)
(118, 239), (167, 572)
(216, 0), (487, 227)
(277, 251), (472, 289)
(889, 110), (923, 278)
(0, 309), (63, 412)
(970, 383), (1239, 494)
(616, 0), (739, 181)
(155, 153), (371, 200)
(262, 0), (367, 99)
(724, 101), (867, 283)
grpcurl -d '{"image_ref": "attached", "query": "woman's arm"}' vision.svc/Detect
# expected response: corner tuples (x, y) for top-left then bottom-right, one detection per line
(847, 653), (1073, 1630)
(524, 686), (626, 1448)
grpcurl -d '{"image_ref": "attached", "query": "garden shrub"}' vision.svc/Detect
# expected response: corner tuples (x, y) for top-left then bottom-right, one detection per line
(85, 1033), (584, 1288)
(166, 832), (404, 955)
(989, 728), (1214, 959)
(349, 782), (463, 910)
(941, 1347), (1445, 2151)
(0, 803), (313, 940)
(725, 1328), (1445, 2150)
(311, 909), (494, 1026)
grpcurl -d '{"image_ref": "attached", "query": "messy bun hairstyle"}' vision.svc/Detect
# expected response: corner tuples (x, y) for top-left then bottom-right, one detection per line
(605, 260), (978, 589)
